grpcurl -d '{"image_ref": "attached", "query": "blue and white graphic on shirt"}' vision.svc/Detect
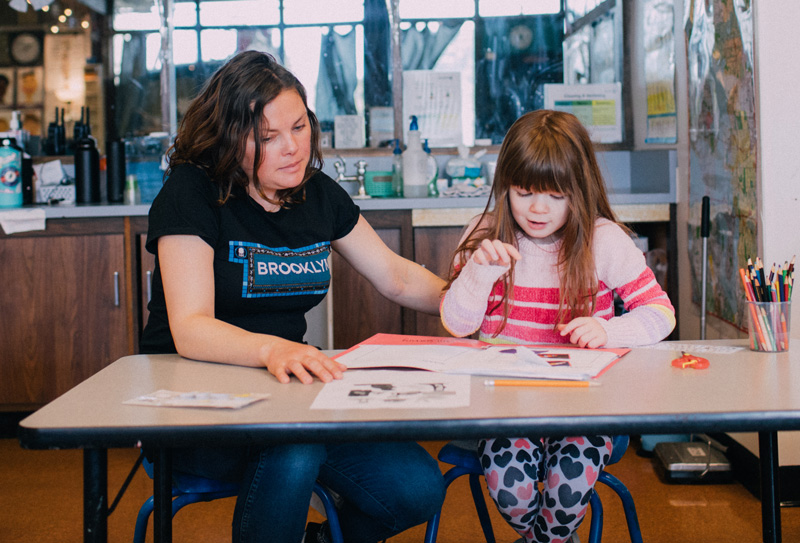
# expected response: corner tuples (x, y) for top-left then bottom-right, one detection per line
(229, 241), (331, 298)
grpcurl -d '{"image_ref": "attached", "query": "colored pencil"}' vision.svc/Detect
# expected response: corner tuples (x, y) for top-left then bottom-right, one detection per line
(483, 379), (596, 388)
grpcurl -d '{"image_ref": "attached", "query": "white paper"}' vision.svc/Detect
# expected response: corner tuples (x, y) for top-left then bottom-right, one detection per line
(334, 115), (364, 149)
(0, 208), (46, 234)
(336, 344), (620, 381)
(543, 83), (623, 143)
(402, 71), (462, 147)
(33, 160), (67, 186)
(124, 390), (270, 409)
(311, 370), (471, 410)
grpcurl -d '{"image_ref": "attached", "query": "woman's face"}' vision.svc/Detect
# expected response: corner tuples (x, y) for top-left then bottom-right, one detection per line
(242, 89), (311, 199)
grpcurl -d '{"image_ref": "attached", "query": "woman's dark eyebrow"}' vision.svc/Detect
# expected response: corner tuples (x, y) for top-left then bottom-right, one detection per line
(262, 114), (306, 134)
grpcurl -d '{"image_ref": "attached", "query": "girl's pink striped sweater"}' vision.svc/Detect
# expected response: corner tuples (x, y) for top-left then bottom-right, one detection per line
(441, 219), (676, 347)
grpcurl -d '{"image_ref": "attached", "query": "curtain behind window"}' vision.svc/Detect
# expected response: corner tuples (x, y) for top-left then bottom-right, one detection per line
(315, 28), (358, 124)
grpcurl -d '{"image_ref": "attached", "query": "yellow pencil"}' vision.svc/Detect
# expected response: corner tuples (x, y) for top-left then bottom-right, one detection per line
(483, 379), (597, 388)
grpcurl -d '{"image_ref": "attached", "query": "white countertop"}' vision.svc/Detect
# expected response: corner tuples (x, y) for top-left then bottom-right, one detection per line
(28, 190), (673, 223)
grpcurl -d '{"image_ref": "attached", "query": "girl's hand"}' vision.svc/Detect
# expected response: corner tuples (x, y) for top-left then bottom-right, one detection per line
(472, 239), (521, 267)
(558, 317), (608, 348)
(263, 338), (347, 385)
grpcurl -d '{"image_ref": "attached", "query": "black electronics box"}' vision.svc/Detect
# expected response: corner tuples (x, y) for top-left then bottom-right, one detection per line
(653, 440), (733, 484)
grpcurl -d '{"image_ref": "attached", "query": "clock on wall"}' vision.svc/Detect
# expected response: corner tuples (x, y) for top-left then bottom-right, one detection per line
(10, 32), (44, 66)
(509, 24), (534, 51)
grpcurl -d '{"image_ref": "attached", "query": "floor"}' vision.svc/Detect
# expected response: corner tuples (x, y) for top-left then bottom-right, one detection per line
(2, 437), (800, 543)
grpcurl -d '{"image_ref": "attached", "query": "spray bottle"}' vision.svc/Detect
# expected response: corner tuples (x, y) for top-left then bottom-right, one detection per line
(402, 116), (428, 198)
(391, 138), (403, 197)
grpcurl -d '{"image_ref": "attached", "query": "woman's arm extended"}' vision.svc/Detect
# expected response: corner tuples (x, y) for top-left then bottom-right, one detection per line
(332, 216), (445, 315)
(158, 235), (345, 384)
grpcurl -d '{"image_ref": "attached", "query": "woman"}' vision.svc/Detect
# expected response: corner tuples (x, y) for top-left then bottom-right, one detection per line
(140, 51), (446, 543)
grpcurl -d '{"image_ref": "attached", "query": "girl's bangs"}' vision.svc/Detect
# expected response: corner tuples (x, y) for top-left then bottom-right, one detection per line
(512, 150), (572, 195)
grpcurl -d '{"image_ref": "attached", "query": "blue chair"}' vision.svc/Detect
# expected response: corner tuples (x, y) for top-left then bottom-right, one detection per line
(424, 435), (643, 543)
(133, 455), (344, 543)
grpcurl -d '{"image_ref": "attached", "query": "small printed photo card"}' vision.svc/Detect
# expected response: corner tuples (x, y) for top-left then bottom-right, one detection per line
(125, 390), (270, 409)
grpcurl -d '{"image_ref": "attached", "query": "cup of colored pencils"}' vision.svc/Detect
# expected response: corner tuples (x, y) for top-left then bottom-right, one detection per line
(739, 256), (793, 352)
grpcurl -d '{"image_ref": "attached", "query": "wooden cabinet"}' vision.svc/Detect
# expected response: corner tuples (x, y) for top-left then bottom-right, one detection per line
(0, 219), (133, 409)
(412, 225), (465, 337)
(132, 217), (154, 338)
(330, 211), (469, 347)
(331, 210), (411, 349)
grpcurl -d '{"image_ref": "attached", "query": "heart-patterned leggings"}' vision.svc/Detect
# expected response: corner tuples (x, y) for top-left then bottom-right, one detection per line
(478, 436), (613, 543)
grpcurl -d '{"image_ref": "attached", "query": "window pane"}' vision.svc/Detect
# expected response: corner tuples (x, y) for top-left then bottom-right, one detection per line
(284, 0), (363, 24)
(174, 30), (199, 65)
(114, 2), (196, 30)
(199, 0), (279, 26)
(565, 0), (603, 20)
(284, 26), (365, 125)
(284, 27), (323, 110)
(426, 21), (475, 146)
(479, 0), (561, 17)
(201, 29), (237, 62)
(145, 32), (161, 70)
(113, 8), (159, 31)
(400, 0), (473, 19)
(174, 2), (197, 27)
(475, 15), (563, 143)
(237, 28), (282, 59)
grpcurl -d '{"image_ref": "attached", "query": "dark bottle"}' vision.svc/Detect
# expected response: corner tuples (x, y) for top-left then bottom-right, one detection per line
(22, 154), (34, 205)
(74, 137), (101, 203)
(106, 139), (126, 203)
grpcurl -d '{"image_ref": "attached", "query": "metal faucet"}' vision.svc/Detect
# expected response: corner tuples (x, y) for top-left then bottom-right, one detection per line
(333, 156), (370, 199)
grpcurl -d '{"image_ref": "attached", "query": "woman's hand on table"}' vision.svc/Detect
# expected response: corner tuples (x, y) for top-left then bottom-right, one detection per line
(263, 338), (347, 384)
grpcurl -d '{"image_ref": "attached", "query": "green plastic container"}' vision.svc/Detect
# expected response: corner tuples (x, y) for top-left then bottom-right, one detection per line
(364, 170), (394, 197)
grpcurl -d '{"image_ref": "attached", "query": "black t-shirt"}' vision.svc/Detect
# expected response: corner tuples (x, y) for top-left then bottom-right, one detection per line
(139, 163), (360, 354)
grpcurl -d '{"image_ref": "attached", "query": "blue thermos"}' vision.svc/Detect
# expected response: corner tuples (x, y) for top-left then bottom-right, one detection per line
(0, 137), (23, 208)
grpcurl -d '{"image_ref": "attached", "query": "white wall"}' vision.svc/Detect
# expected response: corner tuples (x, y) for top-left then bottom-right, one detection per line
(755, 3), (800, 324)
(726, 2), (800, 464)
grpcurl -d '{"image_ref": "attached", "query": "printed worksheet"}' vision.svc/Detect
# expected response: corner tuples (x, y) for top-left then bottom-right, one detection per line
(124, 390), (270, 409)
(310, 370), (471, 410)
(335, 334), (628, 381)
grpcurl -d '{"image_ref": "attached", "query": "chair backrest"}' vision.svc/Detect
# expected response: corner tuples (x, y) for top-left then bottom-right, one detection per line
(141, 456), (239, 494)
(609, 435), (629, 465)
(136, 454), (344, 543)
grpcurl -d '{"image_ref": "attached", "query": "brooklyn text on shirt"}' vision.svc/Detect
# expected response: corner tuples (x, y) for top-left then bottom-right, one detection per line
(229, 240), (331, 297)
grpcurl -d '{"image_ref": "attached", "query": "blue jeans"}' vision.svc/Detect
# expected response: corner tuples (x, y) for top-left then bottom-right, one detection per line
(172, 441), (445, 543)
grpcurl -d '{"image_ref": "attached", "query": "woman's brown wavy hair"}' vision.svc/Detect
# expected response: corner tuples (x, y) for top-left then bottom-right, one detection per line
(166, 50), (322, 207)
(444, 109), (623, 334)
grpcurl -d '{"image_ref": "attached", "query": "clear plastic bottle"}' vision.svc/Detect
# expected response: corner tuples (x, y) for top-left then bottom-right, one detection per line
(124, 174), (140, 205)
(402, 116), (428, 198)
(423, 139), (440, 197)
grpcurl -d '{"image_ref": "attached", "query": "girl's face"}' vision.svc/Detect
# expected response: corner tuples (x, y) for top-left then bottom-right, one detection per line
(508, 186), (570, 243)
(242, 89), (311, 199)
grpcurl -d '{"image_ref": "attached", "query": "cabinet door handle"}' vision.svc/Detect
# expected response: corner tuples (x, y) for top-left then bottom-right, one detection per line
(146, 270), (152, 303)
(113, 271), (120, 307)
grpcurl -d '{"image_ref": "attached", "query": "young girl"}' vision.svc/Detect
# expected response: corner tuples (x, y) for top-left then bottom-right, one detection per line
(441, 110), (675, 543)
